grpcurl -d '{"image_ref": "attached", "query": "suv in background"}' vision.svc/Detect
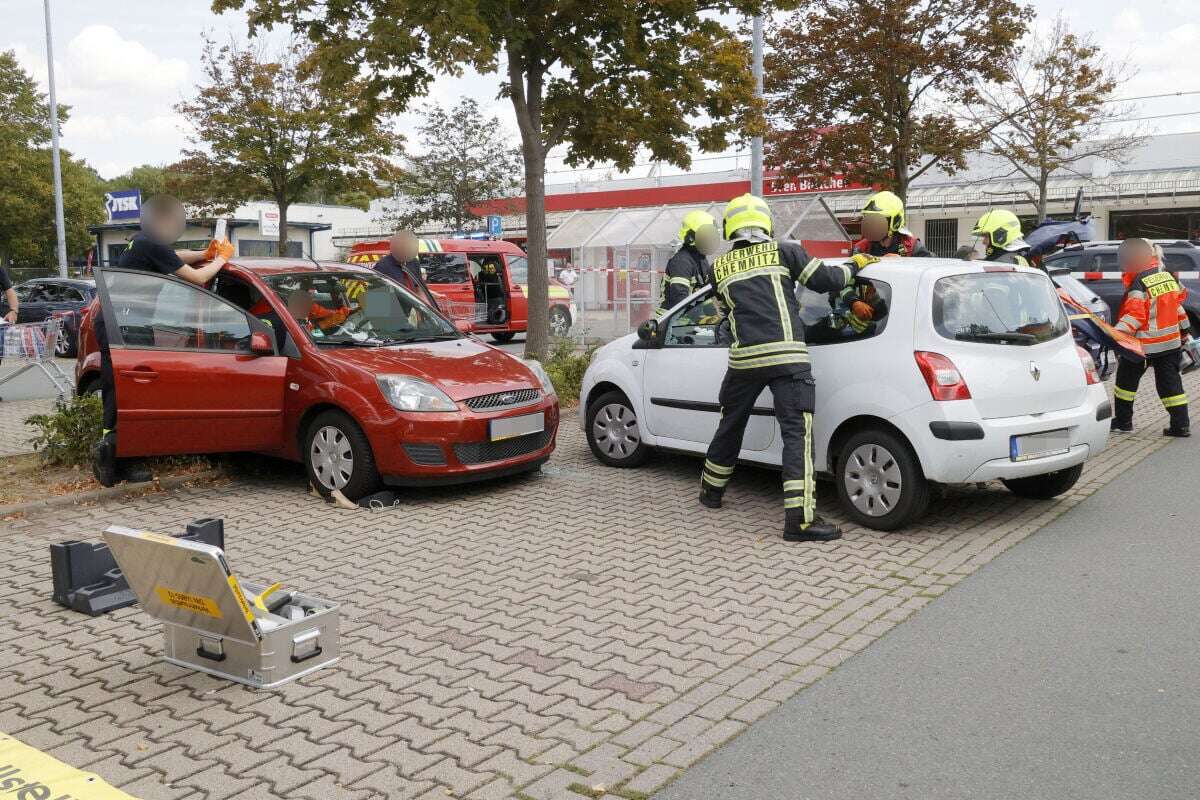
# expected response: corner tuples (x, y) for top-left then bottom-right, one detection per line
(1043, 240), (1200, 328)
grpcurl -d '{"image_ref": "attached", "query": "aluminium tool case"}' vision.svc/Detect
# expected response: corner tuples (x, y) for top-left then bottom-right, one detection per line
(103, 526), (339, 688)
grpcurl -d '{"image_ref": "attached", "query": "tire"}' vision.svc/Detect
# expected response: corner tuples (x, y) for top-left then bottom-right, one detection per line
(78, 375), (101, 397)
(835, 427), (930, 532)
(586, 390), (649, 467)
(491, 332), (516, 343)
(549, 306), (571, 337)
(1001, 464), (1083, 499)
(303, 410), (380, 502)
(55, 328), (77, 358)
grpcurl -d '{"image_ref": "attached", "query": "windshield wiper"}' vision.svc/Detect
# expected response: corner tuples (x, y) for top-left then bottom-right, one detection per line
(381, 334), (461, 344)
(955, 331), (1037, 344)
(312, 336), (386, 347)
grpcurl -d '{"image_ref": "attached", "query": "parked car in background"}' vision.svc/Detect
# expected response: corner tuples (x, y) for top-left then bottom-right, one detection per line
(1044, 240), (1200, 329)
(581, 259), (1111, 531)
(349, 238), (578, 341)
(0, 277), (96, 357)
(76, 259), (558, 501)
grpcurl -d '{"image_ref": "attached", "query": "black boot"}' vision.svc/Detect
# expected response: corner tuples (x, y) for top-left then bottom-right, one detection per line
(91, 432), (118, 488)
(698, 485), (724, 509)
(1110, 419), (1133, 433)
(1163, 426), (1191, 438)
(783, 510), (842, 542)
(118, 461), (153, 483)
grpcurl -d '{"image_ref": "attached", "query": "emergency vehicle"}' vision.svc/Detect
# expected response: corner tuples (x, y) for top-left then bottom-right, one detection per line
(348, 238), (577, 342)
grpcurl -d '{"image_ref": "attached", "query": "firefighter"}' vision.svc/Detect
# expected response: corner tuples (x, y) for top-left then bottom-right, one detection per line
(655, 210), (719, 316)
(699, 194), (877, 542)
(852, 190), (932, 258)
(973, 209), (1031, 265)
(1111, 237), (1191, 436)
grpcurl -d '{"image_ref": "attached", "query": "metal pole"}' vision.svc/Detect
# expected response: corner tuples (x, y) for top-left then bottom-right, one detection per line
(44, 0), (68, 277)
(750, 14), (764, 197)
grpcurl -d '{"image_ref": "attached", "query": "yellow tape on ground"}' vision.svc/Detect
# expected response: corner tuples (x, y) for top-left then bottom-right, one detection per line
(0, 731), (140, 798)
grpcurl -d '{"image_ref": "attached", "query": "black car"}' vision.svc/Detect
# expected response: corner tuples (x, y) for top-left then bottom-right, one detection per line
(1043, 240), (1200, 328)
(0, 277), (96, 357)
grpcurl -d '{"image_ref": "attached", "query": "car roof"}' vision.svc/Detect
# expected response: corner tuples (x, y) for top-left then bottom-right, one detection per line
(1050, 239), (1199, 253)
(851, 256), (1047, 283)
(350, 238), (524, 255)
(21, 276), (95, 286)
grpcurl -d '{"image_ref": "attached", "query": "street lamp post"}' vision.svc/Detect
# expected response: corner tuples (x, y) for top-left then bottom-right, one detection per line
(750, 14), (764, 197)
(44, 0), (69, 277)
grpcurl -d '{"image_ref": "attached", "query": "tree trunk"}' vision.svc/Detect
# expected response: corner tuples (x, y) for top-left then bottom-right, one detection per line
(277, 200), (290, 257)
(522, 142), (549, 361)
(1036, 172), (1049, 223)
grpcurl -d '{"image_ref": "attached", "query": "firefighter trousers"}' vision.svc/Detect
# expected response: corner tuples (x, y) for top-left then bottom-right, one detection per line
(1113, 350), (1189, 430)
(701, 367), (816, 522)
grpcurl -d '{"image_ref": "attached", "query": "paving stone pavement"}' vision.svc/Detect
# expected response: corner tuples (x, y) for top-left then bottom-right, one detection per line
(0, 372), (1192, 800)
(0, 397), (57, 456)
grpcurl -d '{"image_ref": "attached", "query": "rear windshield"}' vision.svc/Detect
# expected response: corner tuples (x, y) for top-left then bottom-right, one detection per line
(933, 271), (1068, 346)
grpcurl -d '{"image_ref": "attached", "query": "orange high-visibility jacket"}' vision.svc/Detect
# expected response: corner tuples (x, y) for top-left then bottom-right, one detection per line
(1115, 267), (1190, 355)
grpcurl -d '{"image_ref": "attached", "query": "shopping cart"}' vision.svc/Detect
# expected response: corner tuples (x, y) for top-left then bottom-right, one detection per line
(442, 300), (490, 327)
(0, 318), (73, 399)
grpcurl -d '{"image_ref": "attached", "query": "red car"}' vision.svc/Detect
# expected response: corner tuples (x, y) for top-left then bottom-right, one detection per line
(76, 259), (559, 500)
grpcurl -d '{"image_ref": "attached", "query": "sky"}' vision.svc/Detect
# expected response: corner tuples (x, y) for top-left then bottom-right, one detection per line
(1, 0), (1197, 183)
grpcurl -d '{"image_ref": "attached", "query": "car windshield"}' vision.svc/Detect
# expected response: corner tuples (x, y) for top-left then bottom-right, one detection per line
(262, 271), (460, 346)
(933, 271), (1068, 345)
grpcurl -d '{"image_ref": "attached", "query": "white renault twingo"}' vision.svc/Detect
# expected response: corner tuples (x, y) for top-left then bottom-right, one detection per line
(580, 258), (1111, 531)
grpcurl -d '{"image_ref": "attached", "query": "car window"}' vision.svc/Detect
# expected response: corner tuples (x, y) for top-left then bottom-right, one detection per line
(1093, 252), (1119, 269)
(420, 253), (470, 284)
(102, 270), (255, 352)
(26, 283), (54, 302)
(15, 284), (34, 302)
(1047, 253), (1081, 269)
(507, 256), (528, 286)
(1163, 253), (1195, 271)
(798, 278), (893, 345)
(933, 271), (1068, 345)
(663, 294), (726, 347)
(59, 286), (85, 302)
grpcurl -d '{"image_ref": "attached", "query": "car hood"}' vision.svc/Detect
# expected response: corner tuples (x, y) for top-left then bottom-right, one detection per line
(321, 337), (538, 401)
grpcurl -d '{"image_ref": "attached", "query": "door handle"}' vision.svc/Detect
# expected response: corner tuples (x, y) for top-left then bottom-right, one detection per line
(120, 367), (159, 383)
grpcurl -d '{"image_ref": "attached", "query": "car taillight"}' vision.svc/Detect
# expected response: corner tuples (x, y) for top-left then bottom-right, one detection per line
(914, 351), (971, 401)
(1076, 345), (1101, 385)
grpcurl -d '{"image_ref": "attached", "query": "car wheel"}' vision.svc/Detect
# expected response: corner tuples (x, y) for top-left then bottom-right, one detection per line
(304, 410), (380, 502)
(1001, 464), (1083, 499)
(549, 306), (571, 337)
(491, 332), (516, 343)
(586, 390), (649, 467)
(835, 428), (929, 531)
(55, 328), (77, 358)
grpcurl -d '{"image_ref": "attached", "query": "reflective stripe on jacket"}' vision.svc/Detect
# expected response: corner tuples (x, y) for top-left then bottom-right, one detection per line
(711, 240), (858, 372)
(656, 246), (709, 316)
(1115, 267), (1190, 355)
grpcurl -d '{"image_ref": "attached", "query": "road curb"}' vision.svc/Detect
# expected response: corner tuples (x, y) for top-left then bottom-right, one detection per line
(0, 468), (224, 518)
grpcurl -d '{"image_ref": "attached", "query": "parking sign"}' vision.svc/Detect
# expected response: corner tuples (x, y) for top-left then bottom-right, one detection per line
(487, 215), (503, 238)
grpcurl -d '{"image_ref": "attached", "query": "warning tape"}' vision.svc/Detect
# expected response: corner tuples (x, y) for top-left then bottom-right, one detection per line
(1071, 271), (1200, 280)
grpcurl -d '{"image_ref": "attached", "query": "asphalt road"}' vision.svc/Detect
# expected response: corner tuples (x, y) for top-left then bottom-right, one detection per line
(660, 439), (1200, 800)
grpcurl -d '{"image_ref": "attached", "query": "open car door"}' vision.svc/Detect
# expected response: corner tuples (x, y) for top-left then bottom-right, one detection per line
(94, 268), (289, 457)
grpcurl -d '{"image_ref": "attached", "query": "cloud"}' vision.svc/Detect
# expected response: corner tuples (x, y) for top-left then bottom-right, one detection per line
(63, 24), (189, 94)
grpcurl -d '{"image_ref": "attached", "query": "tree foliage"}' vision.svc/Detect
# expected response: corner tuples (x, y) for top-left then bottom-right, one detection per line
(213, 0), (770, 360)
(175, 37), (403, 251)
(384, 98), (522, 234)
(964, 15), (1142, 221)
(0, 50), (104, 266)
(767, 0), (1032, 200)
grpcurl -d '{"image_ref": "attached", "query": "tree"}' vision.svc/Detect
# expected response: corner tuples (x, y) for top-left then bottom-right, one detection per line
(175, 37), (403, 254)
(767, 0), (1032, 201)
(964, 16), (1142, 222)
(0, 50), (104, 266)
(214, 0), (768, 360)
(104, 163), (183, 199)
(384, 97), (522, 234)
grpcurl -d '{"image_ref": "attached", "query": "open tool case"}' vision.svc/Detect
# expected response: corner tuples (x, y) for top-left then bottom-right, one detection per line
(103, 526), (339, 688)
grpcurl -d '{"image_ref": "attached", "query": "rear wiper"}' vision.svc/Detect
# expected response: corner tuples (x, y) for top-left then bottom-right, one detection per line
(955, 331), (1037, 344)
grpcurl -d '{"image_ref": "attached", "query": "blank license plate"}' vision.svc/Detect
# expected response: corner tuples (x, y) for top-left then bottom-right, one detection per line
(1010, 428), (1070, 462)
(490, 412), (544, 442)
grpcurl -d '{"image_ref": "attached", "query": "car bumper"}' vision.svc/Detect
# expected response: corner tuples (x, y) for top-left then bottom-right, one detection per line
(897, 385), (1111, 484)
(366, 397), (560, 484)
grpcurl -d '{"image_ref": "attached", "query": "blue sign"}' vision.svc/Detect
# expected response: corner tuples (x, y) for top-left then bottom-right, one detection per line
(487, 214), (503, 238)
(104, 189), (141, 222)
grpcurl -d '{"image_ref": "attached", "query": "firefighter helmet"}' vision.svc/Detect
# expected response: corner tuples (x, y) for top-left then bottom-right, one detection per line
(723, 194), (773, 240)
(679, 210), (718, 245)
(861, 191), (906, 234)
(973, 209), (1026, 251)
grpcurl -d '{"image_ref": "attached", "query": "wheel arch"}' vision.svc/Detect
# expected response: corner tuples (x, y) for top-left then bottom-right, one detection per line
(296, 401), (358, 453)
(825, 414), (923, 476)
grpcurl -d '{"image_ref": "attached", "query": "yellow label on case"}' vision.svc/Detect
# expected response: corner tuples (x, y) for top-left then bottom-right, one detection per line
(154, 585), (223, 618)
(227, 575), (255, 624)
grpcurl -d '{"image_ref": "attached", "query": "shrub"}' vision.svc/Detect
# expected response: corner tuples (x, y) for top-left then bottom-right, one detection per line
(541, 337), (596, 406)
(25, 393), (103, 466)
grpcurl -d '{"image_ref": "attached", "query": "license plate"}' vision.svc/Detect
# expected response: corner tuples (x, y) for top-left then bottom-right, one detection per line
(489, 411), (544, 442)
(1010, 428), (1070, 462)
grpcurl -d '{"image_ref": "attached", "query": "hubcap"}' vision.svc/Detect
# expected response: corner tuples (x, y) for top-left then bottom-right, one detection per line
(54, 332), (69, 355)
(592, 403), (640, 459)
(843, 442), (903, 517)
(310, 425), (354, 490)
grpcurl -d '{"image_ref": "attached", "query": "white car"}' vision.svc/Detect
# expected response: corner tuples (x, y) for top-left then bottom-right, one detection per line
(579, 258), (1112, 531)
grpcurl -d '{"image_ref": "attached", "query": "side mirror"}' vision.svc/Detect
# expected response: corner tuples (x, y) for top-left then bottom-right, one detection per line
(249, 330), (274, 355)
(637, 319), (658, 342)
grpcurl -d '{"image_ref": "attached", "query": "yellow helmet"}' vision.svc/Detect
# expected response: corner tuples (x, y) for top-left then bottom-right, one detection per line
(723, 193), (772, 240)
(678, 210), (718, 245)
(861, 191), (906, 234)
(973, 209), (1024, 250)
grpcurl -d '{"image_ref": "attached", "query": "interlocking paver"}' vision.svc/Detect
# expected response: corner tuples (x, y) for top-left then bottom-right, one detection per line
(0, 373), (1187, 798)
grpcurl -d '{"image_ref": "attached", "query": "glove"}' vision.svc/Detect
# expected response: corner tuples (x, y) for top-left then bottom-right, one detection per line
(216, 239), (234, 260)
(850, 299), (875, 321)
(204, 239), (220, 260)
(847, 253), (881, 271)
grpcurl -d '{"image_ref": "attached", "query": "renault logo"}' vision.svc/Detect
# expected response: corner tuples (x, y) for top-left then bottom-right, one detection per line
(1029, 361), (1041, 381)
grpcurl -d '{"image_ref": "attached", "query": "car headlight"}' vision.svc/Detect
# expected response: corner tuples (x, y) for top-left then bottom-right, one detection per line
(522, 358), (556, 395)
(376, 374), (457, 412)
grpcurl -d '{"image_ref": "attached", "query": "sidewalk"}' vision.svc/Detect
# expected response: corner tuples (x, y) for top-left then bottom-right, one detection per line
(0, 356), (73, 455)
(660, 437), (1200, 800)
